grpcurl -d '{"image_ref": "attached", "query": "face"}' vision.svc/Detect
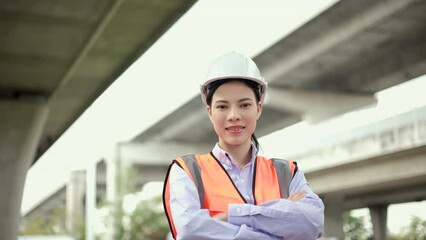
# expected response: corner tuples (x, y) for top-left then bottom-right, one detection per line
(207, 81), (262, 150)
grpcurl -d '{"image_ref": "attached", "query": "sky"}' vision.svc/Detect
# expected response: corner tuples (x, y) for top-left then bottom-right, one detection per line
(21, 0), (425, 235)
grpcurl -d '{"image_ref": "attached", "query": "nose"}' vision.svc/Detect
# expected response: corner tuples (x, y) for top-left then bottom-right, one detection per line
(227, 107), (241, 122)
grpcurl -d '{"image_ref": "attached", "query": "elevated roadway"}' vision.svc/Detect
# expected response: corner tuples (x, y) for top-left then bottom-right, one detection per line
(134, 0), (426, 153)
(299, 106), (426, 239)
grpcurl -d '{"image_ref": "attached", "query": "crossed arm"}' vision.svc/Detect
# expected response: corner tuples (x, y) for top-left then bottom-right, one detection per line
(213, 191), (307, 221)
(168, 164), (324, 240)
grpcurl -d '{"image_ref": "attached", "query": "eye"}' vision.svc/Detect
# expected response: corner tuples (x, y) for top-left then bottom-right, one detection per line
(241, 103), (252, 108)
(216, 104), (227, 110)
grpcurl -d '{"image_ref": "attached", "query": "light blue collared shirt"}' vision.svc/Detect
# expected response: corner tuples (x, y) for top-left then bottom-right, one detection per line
(168, 143), (324, 240)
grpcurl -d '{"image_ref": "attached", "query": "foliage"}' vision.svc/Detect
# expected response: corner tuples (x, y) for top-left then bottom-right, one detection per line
(20, 165), (170, 240)
(111, 202), (126, 240)
(20, 205), (67, 235)
(119, 165), (139, 195)
(20, 204), (87, 240)
(109, 165), (169, 240)
(125, 195), (169, 240)
(100, 165), (136, 239)
(389, 215), (426, 240)
(343, 211), (372, 240)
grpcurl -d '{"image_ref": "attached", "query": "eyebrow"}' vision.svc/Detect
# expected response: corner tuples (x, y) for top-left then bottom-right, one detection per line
(214, 98), (254, 104)
(239, 98), (254, 102)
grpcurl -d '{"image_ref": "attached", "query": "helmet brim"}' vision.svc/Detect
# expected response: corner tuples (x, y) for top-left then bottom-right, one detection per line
(200, 76), (267, 105)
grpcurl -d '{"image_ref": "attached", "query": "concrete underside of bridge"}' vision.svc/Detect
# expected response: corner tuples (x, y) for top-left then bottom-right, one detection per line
(134, 0), (426, 148)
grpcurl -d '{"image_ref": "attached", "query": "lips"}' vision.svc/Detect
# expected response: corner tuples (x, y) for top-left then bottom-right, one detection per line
(226, 126), (245, 134)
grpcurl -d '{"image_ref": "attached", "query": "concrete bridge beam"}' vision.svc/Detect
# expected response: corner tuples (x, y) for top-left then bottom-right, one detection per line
(266, 88), (376, 123)
(264, 0), (418, 83)
(116, 141), (213, 165)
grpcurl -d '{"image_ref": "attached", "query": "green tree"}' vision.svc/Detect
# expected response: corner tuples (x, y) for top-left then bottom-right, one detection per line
(20, 205), (67, 235)
(126, 195), (169, 240)
(109, 165), (169, 240)
(109, 165), (136, 240)
(343, 211), (372, 240)
(400, 215), (426, 240)
(388, 215), (426, 240)
(389, 233), (405, 240)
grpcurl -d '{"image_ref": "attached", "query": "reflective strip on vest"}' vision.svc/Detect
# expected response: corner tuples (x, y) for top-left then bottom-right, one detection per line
(271, 158), (296, 198)
(180, 154), (204, 207)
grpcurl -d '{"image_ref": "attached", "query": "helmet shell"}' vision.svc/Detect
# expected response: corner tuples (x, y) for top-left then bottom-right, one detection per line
(200, 51), (267, 105)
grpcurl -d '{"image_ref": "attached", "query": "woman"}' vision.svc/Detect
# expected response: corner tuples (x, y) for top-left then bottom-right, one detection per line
(163, 52), (324, 239)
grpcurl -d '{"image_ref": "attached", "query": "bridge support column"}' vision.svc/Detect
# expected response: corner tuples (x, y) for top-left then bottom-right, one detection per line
(105, 144), (132, 240)
(0, 99), (48, 240)
(323, 195), (345, 240)
(105, 149), (118, 240)
(66, 170), (86, 238)
(369, 204), (388, 240)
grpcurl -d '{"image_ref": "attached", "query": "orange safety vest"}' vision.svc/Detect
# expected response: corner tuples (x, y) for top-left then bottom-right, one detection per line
(162, 153), (297, 239)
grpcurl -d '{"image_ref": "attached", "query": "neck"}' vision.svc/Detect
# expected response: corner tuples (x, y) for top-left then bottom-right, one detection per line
(219, 141), (253, 169)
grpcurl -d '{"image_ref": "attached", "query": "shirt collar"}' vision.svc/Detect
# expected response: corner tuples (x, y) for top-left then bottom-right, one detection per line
(211, 143), (258, 167)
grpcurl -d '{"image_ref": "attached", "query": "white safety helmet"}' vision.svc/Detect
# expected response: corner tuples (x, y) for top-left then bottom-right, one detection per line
(200, 51), (267, 105)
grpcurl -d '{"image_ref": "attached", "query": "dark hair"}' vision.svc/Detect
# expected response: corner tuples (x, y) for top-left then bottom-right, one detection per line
(205, 79), (261, 149)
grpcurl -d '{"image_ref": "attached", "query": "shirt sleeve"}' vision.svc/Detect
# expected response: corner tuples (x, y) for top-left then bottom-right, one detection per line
(227, 169), (325, 240)
(168, 164), (280, 240)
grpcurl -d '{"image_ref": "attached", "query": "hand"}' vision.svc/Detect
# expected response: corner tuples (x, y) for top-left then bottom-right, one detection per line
(288, 191), (306, 202)
(213, 212), (228, 222)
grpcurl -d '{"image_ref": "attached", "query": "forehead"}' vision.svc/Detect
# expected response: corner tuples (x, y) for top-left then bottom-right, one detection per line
(213, 81), (255, 100)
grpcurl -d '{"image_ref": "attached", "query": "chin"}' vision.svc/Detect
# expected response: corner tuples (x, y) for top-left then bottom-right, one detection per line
(224, 138), (250, 147)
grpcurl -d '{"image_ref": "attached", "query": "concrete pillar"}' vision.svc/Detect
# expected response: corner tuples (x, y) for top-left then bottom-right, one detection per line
(66, 170), (86, 238)
(105, 143), (140, 240)
(323, 195), (345, 240)
(369, 204), (388, 240)
(105, 145), (122, 240)
(0, 98), (48, 240)
(86, 161), (97, 240)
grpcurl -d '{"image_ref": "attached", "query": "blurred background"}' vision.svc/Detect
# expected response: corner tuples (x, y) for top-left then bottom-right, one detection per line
(1, 0), (425, 239)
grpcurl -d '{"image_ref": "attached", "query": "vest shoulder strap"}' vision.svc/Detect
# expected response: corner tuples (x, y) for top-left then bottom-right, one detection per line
(179, 154), (204, 208)
(270, 158), (297, 198)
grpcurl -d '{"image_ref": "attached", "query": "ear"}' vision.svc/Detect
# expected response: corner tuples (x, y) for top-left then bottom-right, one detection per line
(206, 105), (213, 122)
(257, 102), (263, 120)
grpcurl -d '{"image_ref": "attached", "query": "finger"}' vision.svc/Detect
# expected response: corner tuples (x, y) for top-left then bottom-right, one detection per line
(288, 191), (306, 201)
(290, 191), (305, 198)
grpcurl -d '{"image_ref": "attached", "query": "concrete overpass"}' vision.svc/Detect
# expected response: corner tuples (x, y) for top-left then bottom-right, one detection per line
(0, 1), (196, 239)
(300, 105), (426, 239)
(133, 0), (426, 147)
(18, 0), (426, 239)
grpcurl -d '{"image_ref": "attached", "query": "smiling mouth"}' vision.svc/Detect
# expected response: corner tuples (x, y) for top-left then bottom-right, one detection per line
(226, 126), (245, 133)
